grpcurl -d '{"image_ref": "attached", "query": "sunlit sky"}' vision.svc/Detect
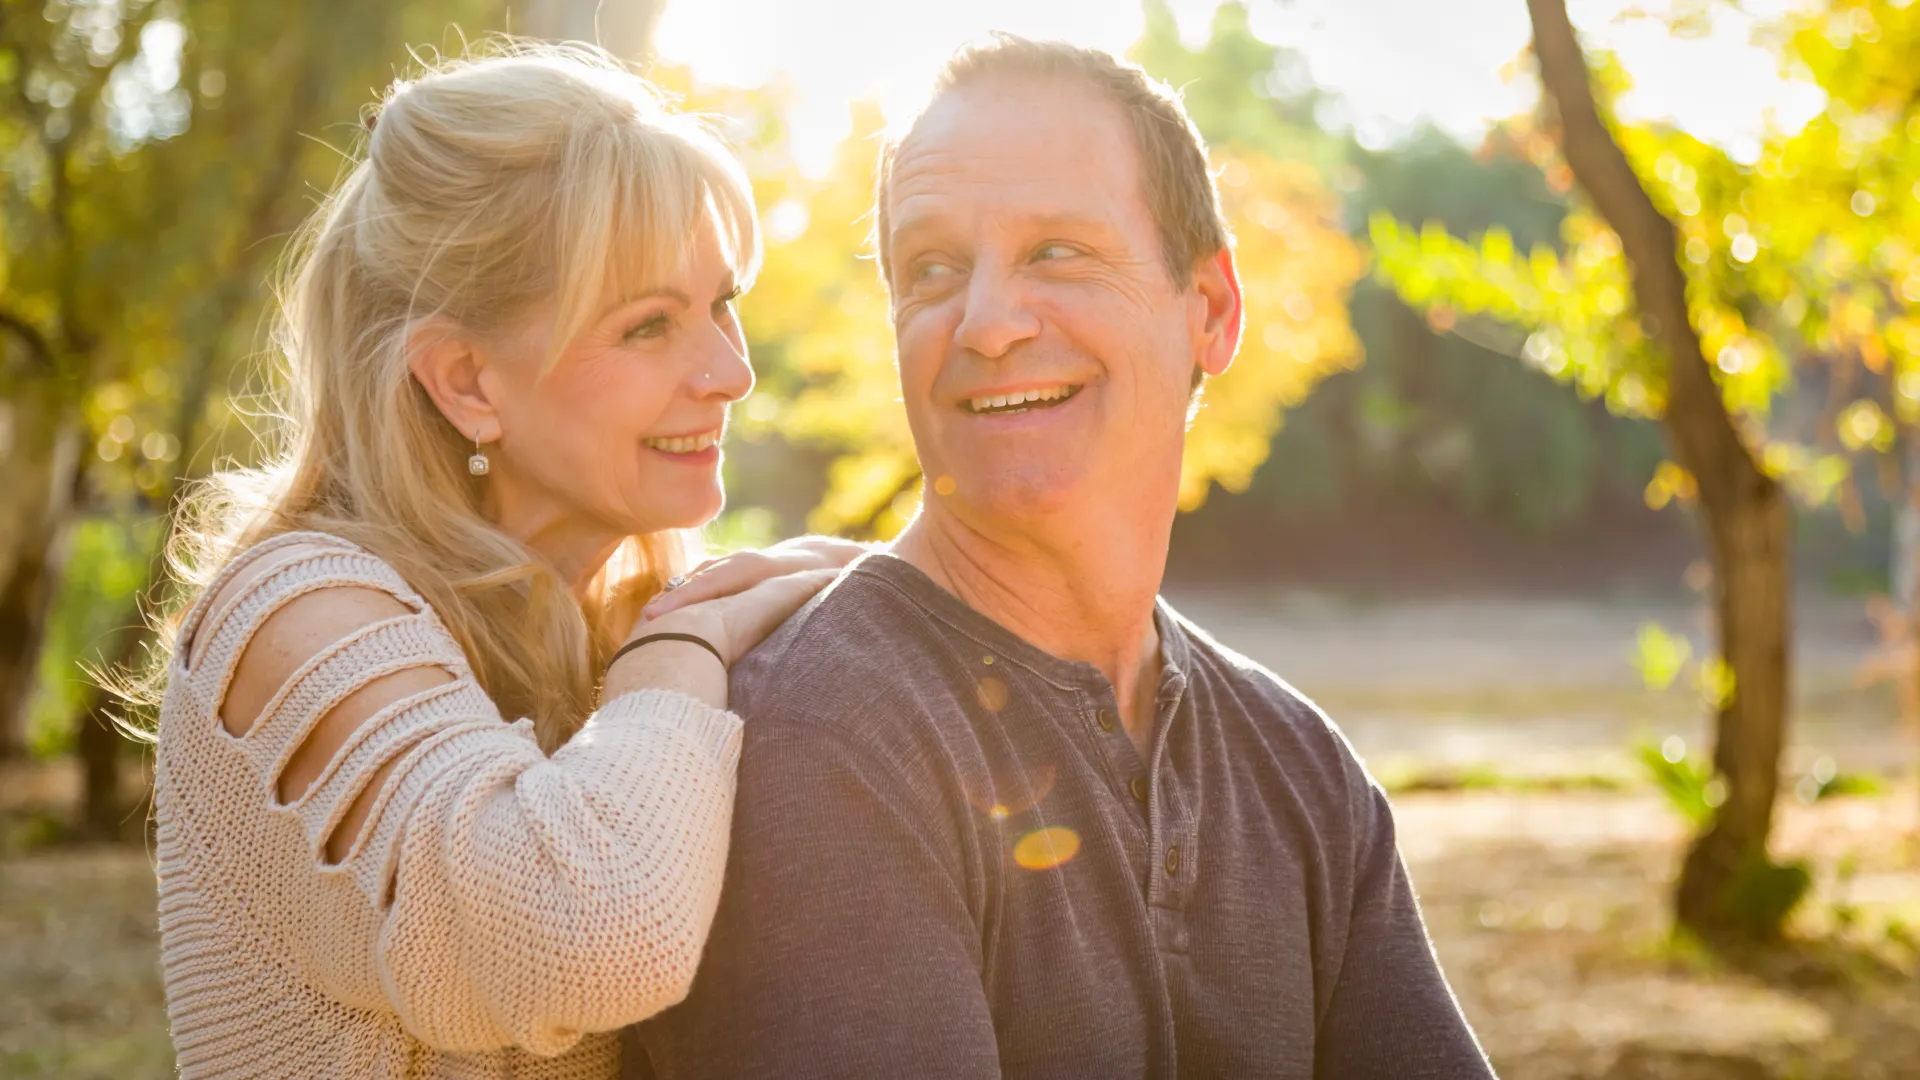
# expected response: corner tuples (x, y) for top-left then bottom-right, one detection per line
(655, 0), (1828, 175)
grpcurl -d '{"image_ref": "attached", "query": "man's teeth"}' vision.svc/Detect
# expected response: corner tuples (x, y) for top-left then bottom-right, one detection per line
(968, 385), (1077, 413)
(643, 431), (719, 454)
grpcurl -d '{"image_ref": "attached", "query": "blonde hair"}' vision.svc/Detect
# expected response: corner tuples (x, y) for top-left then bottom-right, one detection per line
(140, 41), (761, 750)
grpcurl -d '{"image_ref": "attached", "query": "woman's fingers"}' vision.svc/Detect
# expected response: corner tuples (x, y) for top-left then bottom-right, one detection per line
(643, 552), (773, 618)
(715, 567), (842, 658)
(639, 537), (865, 622)
(641, 567), (839, 666)
(781, 536), (870, 567)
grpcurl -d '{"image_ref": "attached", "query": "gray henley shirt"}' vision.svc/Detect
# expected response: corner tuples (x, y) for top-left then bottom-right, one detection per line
(630, 552), (1493, 1079)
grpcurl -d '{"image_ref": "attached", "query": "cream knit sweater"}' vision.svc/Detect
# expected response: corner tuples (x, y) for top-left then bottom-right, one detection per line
(153, 531), (742, 1078)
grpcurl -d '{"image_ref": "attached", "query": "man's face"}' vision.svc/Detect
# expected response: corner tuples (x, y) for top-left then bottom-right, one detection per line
(884, 75), (1238, 527)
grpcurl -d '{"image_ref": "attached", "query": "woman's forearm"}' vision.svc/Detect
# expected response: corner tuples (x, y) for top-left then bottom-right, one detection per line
(604, 639), (729, 710)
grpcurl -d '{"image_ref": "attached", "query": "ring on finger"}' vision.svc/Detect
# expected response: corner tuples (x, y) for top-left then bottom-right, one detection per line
(662, 574), (690, 592)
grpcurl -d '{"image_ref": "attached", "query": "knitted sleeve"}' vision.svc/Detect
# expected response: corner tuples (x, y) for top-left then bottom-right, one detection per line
(175, 533), (741, 1056)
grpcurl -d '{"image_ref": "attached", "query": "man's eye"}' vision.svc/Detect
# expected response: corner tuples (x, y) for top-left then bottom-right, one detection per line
(1033, 244), (1077, 262)
(912, 260), (955, 285)
(625, 314), (672, 342)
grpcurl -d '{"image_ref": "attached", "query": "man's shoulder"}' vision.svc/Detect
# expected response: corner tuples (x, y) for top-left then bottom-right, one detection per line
(728, 558), (964, 729)
(1165, 604), (1371, 779)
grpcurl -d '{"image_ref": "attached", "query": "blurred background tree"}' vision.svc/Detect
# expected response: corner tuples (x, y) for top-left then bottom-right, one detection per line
(0, 0), (507, 831)
(1370, 0), (1920, 939)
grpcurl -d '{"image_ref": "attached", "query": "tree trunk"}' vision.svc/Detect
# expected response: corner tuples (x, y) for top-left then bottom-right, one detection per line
(0, 386), (84, 760)
(75, 648), (128, 840)
(1526, 0), (1794, 941)
(1899, 460), (1920, 842)
(1675, 486), (1792, 933)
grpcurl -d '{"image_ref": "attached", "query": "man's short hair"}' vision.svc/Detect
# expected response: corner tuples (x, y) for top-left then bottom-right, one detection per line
(872, 34), (1231, 293)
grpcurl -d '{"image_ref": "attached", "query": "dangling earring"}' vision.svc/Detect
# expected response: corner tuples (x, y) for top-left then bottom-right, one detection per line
(468, 434), (490, 477)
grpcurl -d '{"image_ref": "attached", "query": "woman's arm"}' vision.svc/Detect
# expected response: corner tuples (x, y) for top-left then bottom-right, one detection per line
(199, 547), (740, 1055)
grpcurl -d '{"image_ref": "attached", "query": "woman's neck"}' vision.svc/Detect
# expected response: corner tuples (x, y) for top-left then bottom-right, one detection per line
(488, 488), (621, 602)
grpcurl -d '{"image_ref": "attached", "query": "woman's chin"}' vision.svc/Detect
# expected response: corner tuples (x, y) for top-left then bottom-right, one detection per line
(622, 485), (725, 536)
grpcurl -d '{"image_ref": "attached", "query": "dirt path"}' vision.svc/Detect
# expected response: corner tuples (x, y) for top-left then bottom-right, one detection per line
(1167, 588), (1911, 780)
(1402, 790), (1920, 1079)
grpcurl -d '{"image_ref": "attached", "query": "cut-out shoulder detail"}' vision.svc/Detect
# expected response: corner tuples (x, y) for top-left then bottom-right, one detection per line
(284, 664), (456, 864)
(152, 532), (748, 1074)
(187, 539), (391, 672)
(220, 586), (417, 738)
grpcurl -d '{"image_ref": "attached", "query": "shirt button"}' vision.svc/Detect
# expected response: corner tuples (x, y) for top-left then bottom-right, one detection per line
(1129, 776), (1149, 803)
(1096, 709), (1116, 732)
(1165, 845), (1181, 876)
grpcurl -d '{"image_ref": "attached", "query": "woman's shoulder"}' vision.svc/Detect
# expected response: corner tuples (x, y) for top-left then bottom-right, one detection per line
(179, 529), (431, 675)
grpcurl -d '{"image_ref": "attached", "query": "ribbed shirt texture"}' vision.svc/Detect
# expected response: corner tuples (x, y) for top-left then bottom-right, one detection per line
(154, 531), (742, 1078)
(635, 553), (1493, 1079)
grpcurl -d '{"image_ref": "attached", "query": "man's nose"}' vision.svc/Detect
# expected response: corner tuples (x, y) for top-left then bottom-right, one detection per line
(953, 265), (1041, 359)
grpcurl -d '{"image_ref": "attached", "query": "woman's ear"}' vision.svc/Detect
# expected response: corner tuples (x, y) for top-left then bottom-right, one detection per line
(1192, 247), (1244, 378)
(406, 319), (499, 444)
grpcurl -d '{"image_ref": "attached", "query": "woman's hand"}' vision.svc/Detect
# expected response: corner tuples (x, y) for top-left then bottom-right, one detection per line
(603, 538), (863, 709)
(641, 535), (868, 620)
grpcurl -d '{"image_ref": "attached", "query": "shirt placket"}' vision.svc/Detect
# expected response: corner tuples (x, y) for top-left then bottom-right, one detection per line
(1143, 673), (1195, 955)
(1083, 670), (1196, 953)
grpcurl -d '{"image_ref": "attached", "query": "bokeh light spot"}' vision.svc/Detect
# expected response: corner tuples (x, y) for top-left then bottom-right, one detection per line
(962, 761), (1058, 818)
(976, 675), (1009, 712)
(934, 475), (957, 496)
(1013, 827), (1081, 871)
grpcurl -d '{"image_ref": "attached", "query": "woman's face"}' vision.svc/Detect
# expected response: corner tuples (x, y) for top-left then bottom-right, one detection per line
(478, 218), (753, 542)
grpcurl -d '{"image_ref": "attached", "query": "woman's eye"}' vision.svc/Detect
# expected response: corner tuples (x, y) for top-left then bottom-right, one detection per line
(712, 288), (741, 319)
(625, 314), (672, 342)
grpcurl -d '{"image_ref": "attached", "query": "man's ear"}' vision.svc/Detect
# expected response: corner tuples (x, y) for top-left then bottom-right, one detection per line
(1191, 246), (1243, 378)
(406, 319), (500, 444)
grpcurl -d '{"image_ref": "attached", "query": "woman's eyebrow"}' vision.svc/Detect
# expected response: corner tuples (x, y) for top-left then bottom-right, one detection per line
(607, 287), (691, 311)
(599, 276), (740, 320)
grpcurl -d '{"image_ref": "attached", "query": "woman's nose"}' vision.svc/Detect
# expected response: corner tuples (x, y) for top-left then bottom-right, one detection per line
(695, 325), (754, 402)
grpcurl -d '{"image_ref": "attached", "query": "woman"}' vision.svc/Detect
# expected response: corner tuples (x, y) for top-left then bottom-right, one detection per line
(141, 42), (857, 1077)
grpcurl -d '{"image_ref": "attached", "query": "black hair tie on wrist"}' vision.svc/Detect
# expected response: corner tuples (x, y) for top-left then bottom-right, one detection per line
(607, 632), (726, 676)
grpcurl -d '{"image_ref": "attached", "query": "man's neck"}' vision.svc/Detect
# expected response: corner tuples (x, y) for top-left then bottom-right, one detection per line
(891, 499), (1173, 745)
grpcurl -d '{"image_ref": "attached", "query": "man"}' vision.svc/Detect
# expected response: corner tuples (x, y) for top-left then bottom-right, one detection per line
(632, 35), (1494, 1080)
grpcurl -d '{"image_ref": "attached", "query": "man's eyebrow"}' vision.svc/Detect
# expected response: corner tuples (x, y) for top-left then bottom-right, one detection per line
(889, 210), (1121, 251)
(887, 213), (945, 251)
(1023, 211), (1125, 237)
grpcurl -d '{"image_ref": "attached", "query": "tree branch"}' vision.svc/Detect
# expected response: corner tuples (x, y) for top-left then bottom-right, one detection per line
(0, 307), (55, 373)
(1524, 0), (1768, 510)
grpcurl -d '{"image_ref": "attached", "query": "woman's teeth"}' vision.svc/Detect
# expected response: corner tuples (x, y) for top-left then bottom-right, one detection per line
(643, 431), (719, 454)
(967, 385), (1078, 414)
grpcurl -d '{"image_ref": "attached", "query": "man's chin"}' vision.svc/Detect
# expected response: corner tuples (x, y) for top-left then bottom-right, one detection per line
(941, 466), (1091, 524)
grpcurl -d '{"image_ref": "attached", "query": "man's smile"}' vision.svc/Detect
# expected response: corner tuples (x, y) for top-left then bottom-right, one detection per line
(962, 383), (1084, 416)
